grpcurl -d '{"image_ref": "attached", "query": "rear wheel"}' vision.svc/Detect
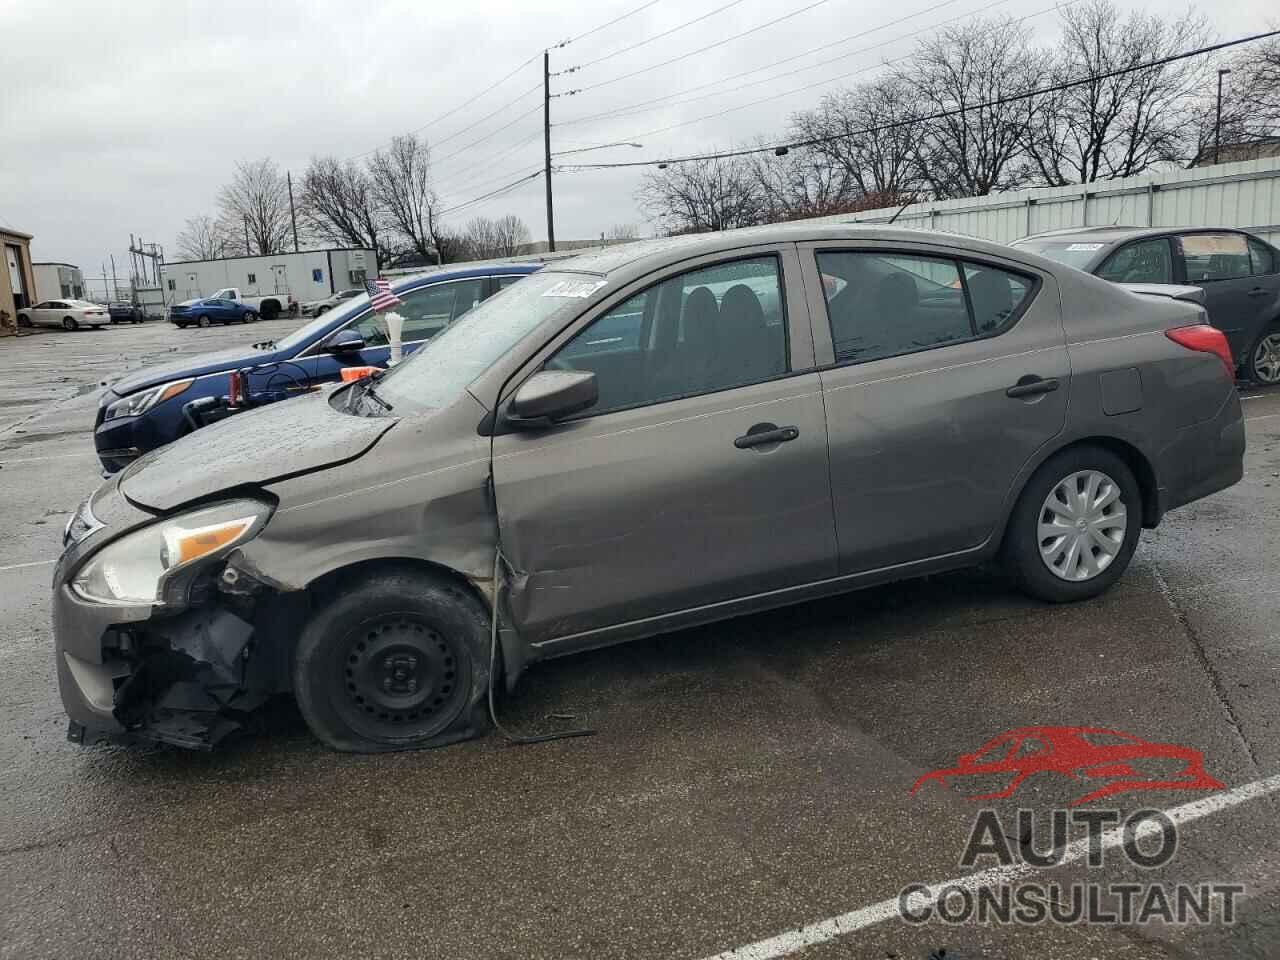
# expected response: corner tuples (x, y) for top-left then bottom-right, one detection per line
(1247, 326), (1280, 386)
(261, 301), (279, 320)
(17, 314), (31, 328)
(293, 568), (491, 752)
(1003, 446), (1141, 603)
(197, 314), (211, 328)
(62, 316), (78, 331)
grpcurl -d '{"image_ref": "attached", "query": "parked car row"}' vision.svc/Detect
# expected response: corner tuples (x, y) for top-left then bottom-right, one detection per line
(57, 224), (1245, 755)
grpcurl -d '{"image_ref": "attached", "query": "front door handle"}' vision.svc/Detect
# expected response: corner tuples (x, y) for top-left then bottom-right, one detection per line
(1006, 375), (1060, 399)
(735, 423), (799, 449)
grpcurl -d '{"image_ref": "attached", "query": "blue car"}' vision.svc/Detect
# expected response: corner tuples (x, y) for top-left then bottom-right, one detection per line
(94, 264), (540, 472)
(169, 297), (259, 327)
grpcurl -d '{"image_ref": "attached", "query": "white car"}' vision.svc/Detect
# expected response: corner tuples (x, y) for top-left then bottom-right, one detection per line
(17, 299), (110, 331)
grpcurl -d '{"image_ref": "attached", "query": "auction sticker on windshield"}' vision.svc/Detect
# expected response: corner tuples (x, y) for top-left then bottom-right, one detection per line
(1066, 243), (1106, 251)
(542, 279), (608, 298)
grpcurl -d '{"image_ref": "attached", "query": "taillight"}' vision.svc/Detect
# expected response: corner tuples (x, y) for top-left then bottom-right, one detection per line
(1166, 324), (1235, 378)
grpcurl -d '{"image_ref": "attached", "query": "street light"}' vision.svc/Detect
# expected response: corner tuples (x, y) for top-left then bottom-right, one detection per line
(1214, 67), (1232, 165)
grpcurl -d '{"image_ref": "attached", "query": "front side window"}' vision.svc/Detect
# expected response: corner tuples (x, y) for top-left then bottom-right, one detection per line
(1096, 238), (1173, 284)
(397, 278), (485, 342)
(1248, 237), (1277, 276)
(1179, 233), (1251, 281)
(548, 256), (788, 417)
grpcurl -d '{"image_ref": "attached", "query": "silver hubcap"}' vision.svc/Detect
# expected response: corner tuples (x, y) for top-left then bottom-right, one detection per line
(1253, 333), (1280, 384)
(1038, 469), (1127, 582)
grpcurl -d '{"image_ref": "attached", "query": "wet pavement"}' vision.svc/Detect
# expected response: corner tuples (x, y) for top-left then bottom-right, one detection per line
(2, 318), (1279, 959)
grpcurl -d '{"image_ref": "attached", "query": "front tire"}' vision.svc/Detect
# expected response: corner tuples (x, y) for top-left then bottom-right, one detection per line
(1247, 326), (1280, 386)
(1003, 445), (1141, 603)
(293, 568), (492, 753)
(243, 311), (258, 323)
(197, 314), (211, 328)
(62, 316), (78, 331)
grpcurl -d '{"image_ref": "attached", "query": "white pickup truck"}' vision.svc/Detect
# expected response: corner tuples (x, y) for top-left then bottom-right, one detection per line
(175, 286), (297, 320)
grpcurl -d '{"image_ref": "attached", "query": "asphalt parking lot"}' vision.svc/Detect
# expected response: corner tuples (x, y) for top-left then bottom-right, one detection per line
(2, 318), (1279, 960)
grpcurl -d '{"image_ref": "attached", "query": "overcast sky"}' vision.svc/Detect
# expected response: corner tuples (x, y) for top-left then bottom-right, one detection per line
(1, 0), (1274, 279)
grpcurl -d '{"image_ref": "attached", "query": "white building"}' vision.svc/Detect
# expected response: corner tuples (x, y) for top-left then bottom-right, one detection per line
(159, 247), (376, 309)
(32, 262), (86, 302)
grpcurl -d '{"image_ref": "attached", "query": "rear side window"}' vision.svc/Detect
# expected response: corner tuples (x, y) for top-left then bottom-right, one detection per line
(1249, 238), (1277, 276)
(1179, 233), (1251, 281)
(1096, 238), (1172, 284)
(815, 251), (1034, 365)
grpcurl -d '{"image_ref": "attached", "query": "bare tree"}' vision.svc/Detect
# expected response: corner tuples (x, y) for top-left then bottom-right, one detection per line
(368, 134), (446, 264)
(216, 158), (293, 256)
(789, 77), (922, 200)
(898, 18), (1045, 198)
(174, 215), (225, 261)
(460, 215), (532, 259)
(637, 156), (766, 234)
(1188, 35), (1280, 162)
(1023, 1), (1212, 183)
(604, 223), (640, 241)
(748, 145), (861, 221)
(299, 156), (387, 265)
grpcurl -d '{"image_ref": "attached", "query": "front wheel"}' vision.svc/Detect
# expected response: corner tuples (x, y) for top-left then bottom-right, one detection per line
(1003, 446), (1141, 603)
(243, 311), (258, 323)
(1247, 327), (1280, 386)
(62, 316), (78, 331)
(197, 315), (211, 328)
(293, 568), (491, 752)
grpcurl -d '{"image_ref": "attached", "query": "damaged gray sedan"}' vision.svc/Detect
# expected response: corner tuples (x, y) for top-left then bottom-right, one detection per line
(53, 225), (1245, 752)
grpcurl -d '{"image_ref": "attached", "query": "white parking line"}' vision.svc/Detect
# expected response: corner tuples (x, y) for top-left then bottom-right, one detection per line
(701, 773), (1280, 960)
(0, 559), (54, 573)
(1245, 413), (1280, 423)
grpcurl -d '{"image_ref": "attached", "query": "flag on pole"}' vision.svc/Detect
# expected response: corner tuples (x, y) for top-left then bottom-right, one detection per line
(365, 278), (401, 312)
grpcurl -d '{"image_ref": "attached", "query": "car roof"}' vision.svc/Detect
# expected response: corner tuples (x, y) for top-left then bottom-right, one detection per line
(1019, 225), (1261, 245)
(391, 262), (540, 289)
(547, 224), (1033, 281)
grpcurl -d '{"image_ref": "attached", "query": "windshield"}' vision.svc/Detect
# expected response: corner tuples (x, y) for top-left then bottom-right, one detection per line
(274, 293), (374, 351)
(371, 271), (597, 415)
(1015, 240), (1111, 270)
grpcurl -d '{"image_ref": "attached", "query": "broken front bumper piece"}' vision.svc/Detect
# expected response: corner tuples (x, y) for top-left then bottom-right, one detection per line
(56, 594), (286, 751)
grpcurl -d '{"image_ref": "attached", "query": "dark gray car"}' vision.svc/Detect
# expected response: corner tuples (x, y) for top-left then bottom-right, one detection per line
(52, 225), (1245, 753)
(1014, 226), (1280, 385)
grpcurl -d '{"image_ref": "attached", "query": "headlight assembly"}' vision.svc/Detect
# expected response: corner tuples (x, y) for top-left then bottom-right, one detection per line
(104, 378), (194, 421)
(71, 498), (273, 606)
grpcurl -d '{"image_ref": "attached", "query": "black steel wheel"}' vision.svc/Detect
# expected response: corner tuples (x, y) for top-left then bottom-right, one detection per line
(294, 567), (491, 752)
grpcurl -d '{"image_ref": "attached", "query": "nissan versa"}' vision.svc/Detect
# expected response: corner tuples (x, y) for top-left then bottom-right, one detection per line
(53, 225), (1245, 753)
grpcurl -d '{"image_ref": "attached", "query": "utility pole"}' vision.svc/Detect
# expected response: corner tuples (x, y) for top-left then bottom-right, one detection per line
(1214, 67), (1232, 165)
(110, 255), (118, 301)
(543, 49), (556, 253)
(243, 215), (251, 256)
(287, 171), (300, 252)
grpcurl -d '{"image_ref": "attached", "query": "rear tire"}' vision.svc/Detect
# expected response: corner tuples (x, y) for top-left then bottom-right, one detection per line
(1003, 445), (1141, 603)
(293, 568), (492, 753)
(1246, 326), (1280, 386)
(261, 301), (279, 320)
(17, 314), (31, 328)
(62, 316), (78, 331)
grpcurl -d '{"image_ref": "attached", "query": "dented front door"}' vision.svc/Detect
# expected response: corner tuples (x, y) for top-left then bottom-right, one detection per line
(492, 248), (837, 646)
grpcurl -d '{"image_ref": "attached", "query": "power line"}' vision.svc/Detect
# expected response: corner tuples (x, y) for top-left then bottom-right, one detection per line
(428, 82), (542, 153)
(431, 102), (544, 169)
(437, 156), (549, 203)
(558, 29), (1280, 170)
(561, 0), (751, 73)
(556, 0), (992, 128)
(435, 170), (544, 218)
(433, 130), (545, 193)
(555, 0), (665, 48)
(567, 0), (1074, 145)
(566, 0), (838, 96)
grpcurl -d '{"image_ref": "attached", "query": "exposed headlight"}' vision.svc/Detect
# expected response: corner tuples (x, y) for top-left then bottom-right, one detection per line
(71, 499), (273, 606)
(104, 379), (194, 421)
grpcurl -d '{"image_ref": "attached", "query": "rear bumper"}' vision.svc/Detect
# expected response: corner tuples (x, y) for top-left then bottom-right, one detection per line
(1158, 388), (1246, 514)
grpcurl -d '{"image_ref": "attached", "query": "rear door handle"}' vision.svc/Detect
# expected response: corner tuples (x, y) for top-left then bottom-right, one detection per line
(1248, 287), (1269, 298)
(1006, 375), (1059, 399)
(734, 424), (799, 449)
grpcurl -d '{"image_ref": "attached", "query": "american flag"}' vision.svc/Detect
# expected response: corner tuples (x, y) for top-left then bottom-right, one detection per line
(365, 278), (401, 312)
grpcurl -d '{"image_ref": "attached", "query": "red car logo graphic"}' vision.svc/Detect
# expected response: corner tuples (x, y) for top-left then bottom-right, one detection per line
(910, 726), (1224, 806)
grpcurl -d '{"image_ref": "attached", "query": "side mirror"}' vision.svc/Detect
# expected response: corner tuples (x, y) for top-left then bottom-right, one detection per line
(327, 328), (366, 353)
(509, 370), (598, 423)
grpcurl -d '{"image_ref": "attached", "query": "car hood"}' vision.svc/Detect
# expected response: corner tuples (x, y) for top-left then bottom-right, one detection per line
(110, 346), (276, 396)
(119, 388), (397, 512)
